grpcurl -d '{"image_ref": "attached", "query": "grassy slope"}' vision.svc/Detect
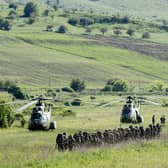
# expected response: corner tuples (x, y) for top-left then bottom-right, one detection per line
(1, 31), (168, 88)
(0, 4), (168, 88)
(60, 0), (168, 19)
(1, 0), (168, 20)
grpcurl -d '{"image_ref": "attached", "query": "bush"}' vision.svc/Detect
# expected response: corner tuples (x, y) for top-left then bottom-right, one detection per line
(53, 5), (58, 11)
(27, 17), (36, 24)
(70, 79), (86, 92)
(62, 87), (73, 92)
(0, 100), (15, 128)
(126, 29), (134, 36)
(102, 85), (112, 91)
(142, 32), (150, 39)
(43, 9), (50, 16)
(100, 27), (108, 35)
(24, 2), (38, 17)
(8, 85), (26, 99)
(0, 80), (26, 99)
(106, 79), (118, 85)
(112, 80), (130, 92)
(113, 29), (122, 36)
(79, 17), (94, 27)
(46, 24), (54, 32)
(9, 3), (18, 10)
(57, 25), (68, 33)
(0, 18), (12, 31)
(71, 99), (82, 106)
(59, 109), (76, 117)
(150, 80), (165, 92)
(64, 101), (71, 106)
(68, 18), (79, 26)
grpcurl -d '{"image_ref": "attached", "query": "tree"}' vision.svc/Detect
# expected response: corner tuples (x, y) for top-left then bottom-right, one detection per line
(0, 18), (12, 31)
(150, 80), (165, 92)
(68, 18), (79, 26)
(46, 24), (54, 32)
(79, 17), (94, 27)
(53, 5), (58, 11)
(8, 85), (26, 99)
(70, 79), (86, 92)
(113, 29), (122, 36)
(43, 9), (50, 16)
(0, 100), (15, 128)
(142, 32), (150, 39)
(9, 3), (18, 10)
(57, 25), (68, 33)
(24, 2), (38, 17)
(100, 27), (107, 35)
(126, 29), (134, 36)
(112, 80), (130, 92)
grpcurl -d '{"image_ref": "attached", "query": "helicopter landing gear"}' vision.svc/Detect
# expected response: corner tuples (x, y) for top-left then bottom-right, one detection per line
(50, 121), (56, 130)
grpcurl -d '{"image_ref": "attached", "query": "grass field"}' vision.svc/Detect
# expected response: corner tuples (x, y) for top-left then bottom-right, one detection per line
(0, 95), (168, 168)
(0, 1), (168, 168)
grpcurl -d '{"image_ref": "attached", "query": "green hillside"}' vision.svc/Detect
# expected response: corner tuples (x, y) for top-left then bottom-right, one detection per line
(1, 0), (168, 20)
(0, 31), (168, 88)
(0, 2), (168, 88)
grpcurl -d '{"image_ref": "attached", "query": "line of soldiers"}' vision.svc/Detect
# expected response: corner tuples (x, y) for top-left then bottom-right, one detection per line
(56, 124), (162, 152)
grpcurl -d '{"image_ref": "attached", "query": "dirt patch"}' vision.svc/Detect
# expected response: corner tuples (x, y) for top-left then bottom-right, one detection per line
(78, 35), (168, 61)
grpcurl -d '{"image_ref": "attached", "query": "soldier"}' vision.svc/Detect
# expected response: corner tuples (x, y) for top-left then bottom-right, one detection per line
(56, 134), (64, 152)
(152, 115), (155, 125)
(67, 135), (75, 151)
(160, 115), (166, 126)
(62, 132), (68, 150)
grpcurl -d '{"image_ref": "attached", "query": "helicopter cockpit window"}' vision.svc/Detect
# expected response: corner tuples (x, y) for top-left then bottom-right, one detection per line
(128, 104), (132, 108)
(31, 113), (42, 119)
(33, 108), (38, 113)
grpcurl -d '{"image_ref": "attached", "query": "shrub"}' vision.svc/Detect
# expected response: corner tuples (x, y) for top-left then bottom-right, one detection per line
(57, 25), (68, 33)
(68, 18), (79, 26)
(102, 85), (112, 91)
(150, 80), (165, 92)
(113, 29), (122, 36)
(9, 3), (18, 10)
(62, 87), (73, 92)
(59, 109), (76, 117)
(24, 2), (38, 17)
(112, 80), (130, 92)
(46, 24), (54, 32)
(100, 27), (108, 35)
(126, 29), (134, 36)
(53, 5), (58, 11)
(43, 9), (50, 16)
(8, 85), (26, 99)
(0, 18), (12, 31)
(71, 99), (82, 106)
(142, 32), (150, 39)
(27, 17), (36, 24)
(70, 79), (86, 92)
(79, 17), (94, 27)
(0, 100), (15, 128)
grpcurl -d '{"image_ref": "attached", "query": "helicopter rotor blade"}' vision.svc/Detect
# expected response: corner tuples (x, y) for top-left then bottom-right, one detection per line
(85, 101), (100, 105)
(98, 98), (125, 107)
(141, 99), (161, 106)
(17, 100), (38, 112)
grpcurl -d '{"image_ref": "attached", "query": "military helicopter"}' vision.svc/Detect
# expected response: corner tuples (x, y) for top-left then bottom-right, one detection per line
(96, 96), (161, 124)
(0, 97), (57, 131)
